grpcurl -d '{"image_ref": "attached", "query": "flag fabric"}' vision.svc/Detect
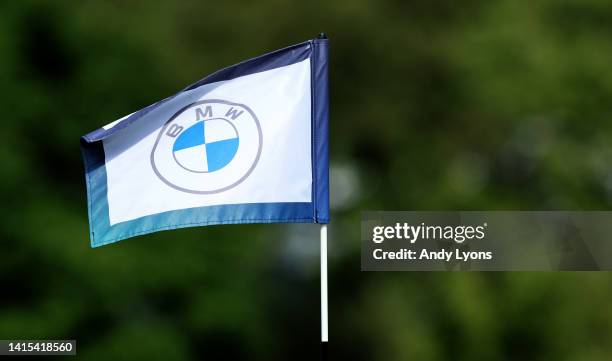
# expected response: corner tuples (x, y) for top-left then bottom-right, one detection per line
(80, 37), (329, 247)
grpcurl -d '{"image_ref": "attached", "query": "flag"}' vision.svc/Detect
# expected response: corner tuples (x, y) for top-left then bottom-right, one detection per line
(80, 37), (329, 247)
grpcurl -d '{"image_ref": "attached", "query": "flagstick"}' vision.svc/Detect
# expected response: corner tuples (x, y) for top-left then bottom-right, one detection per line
(320, 224), (328, 344)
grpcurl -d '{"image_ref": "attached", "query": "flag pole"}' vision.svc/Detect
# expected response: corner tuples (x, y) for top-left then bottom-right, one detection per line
(320, 224), (328, 345)
(316, 31), (329, 355)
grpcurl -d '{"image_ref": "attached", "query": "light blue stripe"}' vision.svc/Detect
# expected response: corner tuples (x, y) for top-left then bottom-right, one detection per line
(81, 141), (314, 248)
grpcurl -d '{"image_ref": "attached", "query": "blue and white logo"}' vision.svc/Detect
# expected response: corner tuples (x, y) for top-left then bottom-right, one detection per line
(172, 118), (239, 173)
(151, 99), (262, 194)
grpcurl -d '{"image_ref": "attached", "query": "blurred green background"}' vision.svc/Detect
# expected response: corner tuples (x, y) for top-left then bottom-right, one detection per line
(2, 0), (612, 360)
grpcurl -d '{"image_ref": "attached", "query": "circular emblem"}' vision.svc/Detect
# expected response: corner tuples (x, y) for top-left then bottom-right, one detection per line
(151, 99), (262, 194)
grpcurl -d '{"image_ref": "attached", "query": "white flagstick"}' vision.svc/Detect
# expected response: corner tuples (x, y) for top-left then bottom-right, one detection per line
(320, 224), (328, 343)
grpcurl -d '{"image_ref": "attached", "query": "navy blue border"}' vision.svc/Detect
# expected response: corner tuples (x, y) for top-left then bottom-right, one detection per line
(311, 38), (330, 223)
(83, 41), (312, 143)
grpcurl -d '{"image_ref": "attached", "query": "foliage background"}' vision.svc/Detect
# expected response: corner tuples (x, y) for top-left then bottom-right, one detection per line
(2, 0), (612, 360)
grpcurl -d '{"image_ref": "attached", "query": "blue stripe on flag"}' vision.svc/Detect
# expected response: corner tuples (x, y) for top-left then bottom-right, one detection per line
(311, 38), (330, 224)
(81, 140), (314, 247)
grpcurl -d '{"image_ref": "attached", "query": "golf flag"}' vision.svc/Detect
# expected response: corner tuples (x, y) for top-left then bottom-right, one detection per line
(80, 37), (329, 247)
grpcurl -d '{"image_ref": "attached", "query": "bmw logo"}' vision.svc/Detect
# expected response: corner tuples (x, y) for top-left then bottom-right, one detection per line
(151, 99), (262, 194)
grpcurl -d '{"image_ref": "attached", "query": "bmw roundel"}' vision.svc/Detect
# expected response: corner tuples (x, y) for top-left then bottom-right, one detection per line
(151, 99), (262, 194)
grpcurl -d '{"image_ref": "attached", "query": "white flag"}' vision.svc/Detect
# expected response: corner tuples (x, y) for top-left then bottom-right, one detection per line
(81, 38), (329, 247)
